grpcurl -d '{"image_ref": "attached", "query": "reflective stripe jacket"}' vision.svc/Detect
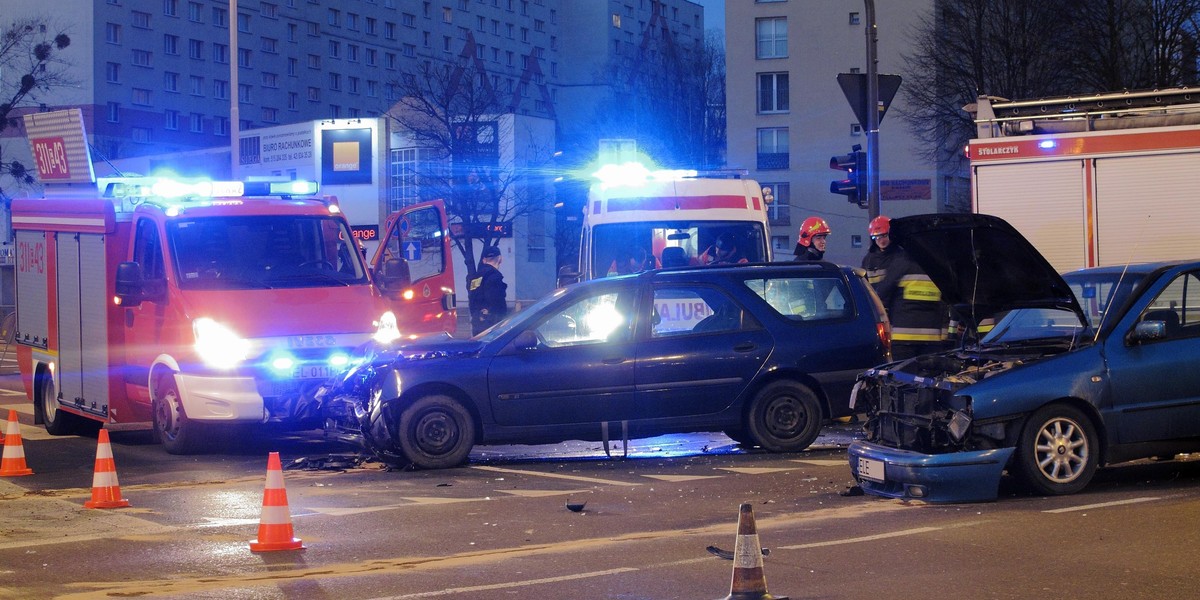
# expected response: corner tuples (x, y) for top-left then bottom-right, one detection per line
(864, 244), (948, 343)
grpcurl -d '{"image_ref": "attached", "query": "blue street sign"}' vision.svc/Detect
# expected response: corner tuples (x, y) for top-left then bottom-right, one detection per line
(403, 241), (421, 261)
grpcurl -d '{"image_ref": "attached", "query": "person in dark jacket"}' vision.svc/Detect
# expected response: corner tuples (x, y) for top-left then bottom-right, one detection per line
(864, 216), (948, 359)
(794, 216), (830, 261)
(468, 245), (508, 335)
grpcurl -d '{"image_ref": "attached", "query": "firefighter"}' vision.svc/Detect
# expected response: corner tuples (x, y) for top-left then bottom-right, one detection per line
(794, 216), (830, 261)
(468, 245), (508, 336)
(868, 217), (949, 359)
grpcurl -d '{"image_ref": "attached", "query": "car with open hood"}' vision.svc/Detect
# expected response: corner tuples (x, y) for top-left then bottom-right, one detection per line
(318, 261), (891, 469)
(848, 213), (1200, 502)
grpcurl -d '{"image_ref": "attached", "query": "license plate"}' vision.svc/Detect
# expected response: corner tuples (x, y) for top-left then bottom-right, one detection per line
(858, 457), (885, 483)
(295, 365), (335, 380)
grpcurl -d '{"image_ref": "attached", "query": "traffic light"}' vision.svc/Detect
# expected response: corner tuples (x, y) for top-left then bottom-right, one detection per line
(830, 144), (867, 208)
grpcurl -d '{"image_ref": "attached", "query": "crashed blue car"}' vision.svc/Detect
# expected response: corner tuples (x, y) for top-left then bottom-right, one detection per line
(849, 213), (1200, 502)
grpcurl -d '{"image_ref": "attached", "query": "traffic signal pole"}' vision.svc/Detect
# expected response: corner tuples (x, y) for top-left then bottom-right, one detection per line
(864, 0), (880, 220)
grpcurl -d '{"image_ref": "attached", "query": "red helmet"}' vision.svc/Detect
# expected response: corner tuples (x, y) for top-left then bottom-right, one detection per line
(868, 216), (891, 237)
(797, 217), (831, 247)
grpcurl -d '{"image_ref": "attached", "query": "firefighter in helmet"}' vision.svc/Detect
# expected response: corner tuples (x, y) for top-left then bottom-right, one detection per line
(865, 216), (950, 359)
(794, 216), (830, 261)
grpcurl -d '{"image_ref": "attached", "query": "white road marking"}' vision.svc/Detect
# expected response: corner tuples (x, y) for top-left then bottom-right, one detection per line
(365, 567), (640, 599)
(789, 459), (846, 467)
(776, 526), (944, 550)
(718, 466), (795, 475)
(471, 465), (641, 486)
(641, 474), (724, 482)
(1042, 497), (1161, 513)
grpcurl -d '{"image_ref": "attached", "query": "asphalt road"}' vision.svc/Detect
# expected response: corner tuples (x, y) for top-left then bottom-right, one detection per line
(1, 358), (1198, 599)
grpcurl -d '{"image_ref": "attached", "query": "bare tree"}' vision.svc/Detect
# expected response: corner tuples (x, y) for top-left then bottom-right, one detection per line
(899, 0), (1200, 172)
(0, 17), (72, 199)
(386, 59), (554, 280)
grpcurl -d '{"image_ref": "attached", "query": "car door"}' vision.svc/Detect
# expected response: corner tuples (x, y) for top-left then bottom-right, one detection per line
(371, 201), (456, 336)
(1105, 268), (1200, 442)
(487, 284), (640, 426)
(634, 283), (772, 418)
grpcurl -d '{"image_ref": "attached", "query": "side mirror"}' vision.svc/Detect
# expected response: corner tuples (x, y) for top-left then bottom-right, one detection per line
(1129, 320), (1166, 344)
(442, 292), (457, 311)
(512, 330), (539, 351)
(557, 265), (580, 288)
(376, 257), (411, 290)
(115, 262), (166, 306)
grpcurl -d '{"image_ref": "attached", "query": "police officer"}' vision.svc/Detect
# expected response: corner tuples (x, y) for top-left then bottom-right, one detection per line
(794, 216), (830, 261)
(468, 245), (508, 335)
(866, 216), (948, 359)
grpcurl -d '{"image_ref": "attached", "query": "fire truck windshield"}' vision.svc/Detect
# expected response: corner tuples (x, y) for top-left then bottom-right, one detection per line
(592, 221), (768, 276)
(167, 215), (368, 290)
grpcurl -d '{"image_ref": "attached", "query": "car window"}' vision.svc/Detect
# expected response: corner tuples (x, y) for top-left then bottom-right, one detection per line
(1137, 270), (1200, 341)
(744, 276), (850, 322)
(650, 285), (750, 337)
(533, 290), (633, 348)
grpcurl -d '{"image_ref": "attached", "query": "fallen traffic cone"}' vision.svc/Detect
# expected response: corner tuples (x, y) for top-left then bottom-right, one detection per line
(719, 503), (787, 600)
(84, 429), (130, 509)
(249, 451), (304, 552)
(0, 409), (33, 477)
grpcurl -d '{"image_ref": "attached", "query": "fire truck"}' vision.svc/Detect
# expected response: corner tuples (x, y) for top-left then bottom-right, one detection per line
(13, 109), (454, 453)
(571, 164), (773, 281)
(968, 87), (1200, 272)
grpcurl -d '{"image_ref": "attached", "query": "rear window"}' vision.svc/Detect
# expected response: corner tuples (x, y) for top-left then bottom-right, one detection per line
(744, 276), (850, 322)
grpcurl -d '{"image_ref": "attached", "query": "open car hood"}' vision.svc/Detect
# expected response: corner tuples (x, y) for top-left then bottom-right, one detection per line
(889, 214), (1085, 328)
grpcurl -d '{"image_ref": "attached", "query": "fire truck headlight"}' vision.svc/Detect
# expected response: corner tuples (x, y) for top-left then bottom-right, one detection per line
(373, 311), (401, 344)
(193, 318), (250, 369)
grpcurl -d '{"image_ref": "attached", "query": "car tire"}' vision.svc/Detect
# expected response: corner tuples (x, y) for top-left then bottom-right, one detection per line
(395, 395), (476, 470)
(723, 429), (756, 447)
(153, 373), (203, 455)
(745, 380), (823, 453)
(38, 373), (99, 436)
(1013, 404), (1098, 496)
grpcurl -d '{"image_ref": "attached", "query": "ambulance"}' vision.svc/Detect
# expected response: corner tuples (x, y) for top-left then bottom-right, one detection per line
(13, 109), (454, 453)
(572, 164), (773, 282)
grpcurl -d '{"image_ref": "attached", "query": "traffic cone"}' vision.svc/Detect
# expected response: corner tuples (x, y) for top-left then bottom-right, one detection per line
(249, 452), (304, 552)
(719, 503), (788, 600)
(83, 429), (130, 509)
(0, 409), (33, 477)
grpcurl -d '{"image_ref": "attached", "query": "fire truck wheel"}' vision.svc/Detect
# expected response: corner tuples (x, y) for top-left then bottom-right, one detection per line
(395, 395), (476, 470)
(153, 374), (203, 455)
(37, 373), (97, 436)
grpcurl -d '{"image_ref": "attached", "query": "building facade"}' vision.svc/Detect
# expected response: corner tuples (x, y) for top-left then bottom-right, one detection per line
(725, 0), (969, 265)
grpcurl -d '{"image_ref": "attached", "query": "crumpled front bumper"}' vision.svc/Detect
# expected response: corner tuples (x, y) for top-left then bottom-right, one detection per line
(848, 440), (1015, 503)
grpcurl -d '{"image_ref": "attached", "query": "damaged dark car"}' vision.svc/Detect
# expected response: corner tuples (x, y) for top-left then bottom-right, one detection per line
(849, 213), (1200, 502)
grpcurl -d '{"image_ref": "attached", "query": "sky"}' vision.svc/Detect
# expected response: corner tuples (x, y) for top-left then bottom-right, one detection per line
(694, 0), (725, 34)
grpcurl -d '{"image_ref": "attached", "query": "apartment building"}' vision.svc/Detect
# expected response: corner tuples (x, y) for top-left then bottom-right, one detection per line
(725, 0), (969, 265)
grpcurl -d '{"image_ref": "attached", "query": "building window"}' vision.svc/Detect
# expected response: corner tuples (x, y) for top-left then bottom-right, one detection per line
(262, 107), (278, 122)
(165, 110), (180, 130)
(106, 23), (122, 44)
(385, 22), (396, 39)
(262, 37), (278, 53)
(105, 62), (120, 83)
(287, 57), (297, 75)
(348, 76), (359, 94)
(328, 8), (340, 25)
(307, 22), (320, 36)
(288, 92), (298, 109)
(132, 127), (152, 143)
(132, 50), (152, 67)
(758, 72), (788, 113)
(347, 44), (358, 62)
(403, 43), (416, 57)
(262, 72), (278, 88)
(132, 11), (151, 28)
(190, 75), (204, 95)
(164, 71), (179, 92)
(107, 102), (120, 123)
(443, 7), (452, 22)
(307, 87), (320, 101)
(366, 17), (377, 34)
(190, 112), (204, 133)
(262, 2), (278, 18)
(238, 48), (252, 68)
(214, 79), (229, 99)
(163, 0), (179, 16)
(346, 13), (358, 30)
(328, 40), (340, 58)
(237, 12), (251, 32)
(215, 116), (229, 136)
(238, 83), (251, 102)
(757, 127), (789, 170)
(164, 34), (179, 55)
(188, 1), (203, 22)
(213, 43), (229, 64)
(132, 88), (152, 106)
(307, 54), (320, 69)
(329, 72), (341, 90)
(612, 13), (620, 28)
(212, 6), (228, 27)
(366, 48), (377, 65)
(761, 182), (791, 226)
(756, 17), (787, 59)
(189, 39), (203, 59)
(849, 12), (861, 25)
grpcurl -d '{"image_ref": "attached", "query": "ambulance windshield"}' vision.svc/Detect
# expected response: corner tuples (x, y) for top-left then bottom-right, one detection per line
(167, 216), (368, 289)
(591, 221), (767, 278)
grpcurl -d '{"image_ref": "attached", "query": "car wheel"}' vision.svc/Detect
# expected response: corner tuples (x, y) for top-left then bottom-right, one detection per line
(38, 373), (97, 436)
(153, 374), (203, 455)
(1013, 404), (1098, 496)
(395, 395), (476, 469)
(745, 380), (823, 453)
(723, 429), (756, 447)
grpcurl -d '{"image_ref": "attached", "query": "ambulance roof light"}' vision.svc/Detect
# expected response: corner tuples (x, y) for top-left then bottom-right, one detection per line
(591, 162), (700, 190)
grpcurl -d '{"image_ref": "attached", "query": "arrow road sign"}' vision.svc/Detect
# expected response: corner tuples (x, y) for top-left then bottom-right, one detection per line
(403, 241), (421, 261)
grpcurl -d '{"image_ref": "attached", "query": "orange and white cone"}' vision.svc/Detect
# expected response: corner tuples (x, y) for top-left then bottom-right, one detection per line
(719, 503), (787, 600)
(0, 409), (33, 477)
(84, 429), (130, 509)
(249, 452), (304, 552)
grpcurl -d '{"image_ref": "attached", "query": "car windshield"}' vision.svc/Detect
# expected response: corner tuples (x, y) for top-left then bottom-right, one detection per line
(980, 269), (1149, 345)
(980, 307), (1086, 344)
(1063, 270), (1147, 328)
(168, 215), (368, 290)
(591, 221), (767, 277)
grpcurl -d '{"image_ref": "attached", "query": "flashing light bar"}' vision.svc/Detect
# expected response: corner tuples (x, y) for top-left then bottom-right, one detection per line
(592, 162), (700, 190)
(103, 177), (318, 200)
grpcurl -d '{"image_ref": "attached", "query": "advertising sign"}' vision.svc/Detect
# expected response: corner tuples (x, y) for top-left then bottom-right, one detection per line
(321, 128), (373, 184)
